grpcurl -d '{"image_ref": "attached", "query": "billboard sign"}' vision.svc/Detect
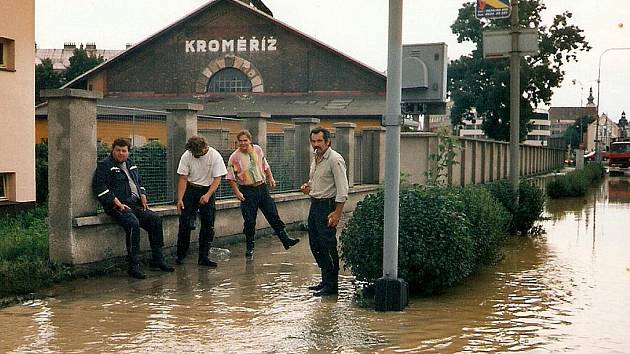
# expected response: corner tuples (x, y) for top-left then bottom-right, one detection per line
(476, 0), (511, 19)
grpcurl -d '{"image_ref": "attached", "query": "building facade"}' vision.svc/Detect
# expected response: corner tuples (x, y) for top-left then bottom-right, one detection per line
(35, 42), (123, 72)
(0, 0), (36, 209)
(58, 0), (387, 143)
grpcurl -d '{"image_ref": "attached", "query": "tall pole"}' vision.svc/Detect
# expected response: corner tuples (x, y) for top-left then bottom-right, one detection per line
(509, 0), (521, 202)
(375, 0), (408, 312)
(382, 0), (402, 280)
(595, 47), (630, 161)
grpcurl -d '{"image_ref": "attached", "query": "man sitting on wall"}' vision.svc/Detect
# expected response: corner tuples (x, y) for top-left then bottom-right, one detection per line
(92, 138), (174, 279)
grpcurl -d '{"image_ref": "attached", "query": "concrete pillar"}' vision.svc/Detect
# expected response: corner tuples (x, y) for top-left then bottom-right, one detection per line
(575, 149), (585, 170)
(362, 127), (385, 184)
(166, 103), (202, 201)
(332, 122), (356, 187)
(292, 118), (320, 186)
(43, 88), (102, 264)
(238, 111), (270, 152)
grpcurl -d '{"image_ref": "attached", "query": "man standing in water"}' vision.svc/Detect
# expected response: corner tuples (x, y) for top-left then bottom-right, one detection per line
(175, 135), (227, 267)
(226, 130), (299, 257)
(300, 127), (349, 296)
(93, 138), (174, 279)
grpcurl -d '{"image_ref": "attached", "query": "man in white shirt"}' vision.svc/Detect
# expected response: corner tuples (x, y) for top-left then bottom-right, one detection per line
(175, 135), (227, 267)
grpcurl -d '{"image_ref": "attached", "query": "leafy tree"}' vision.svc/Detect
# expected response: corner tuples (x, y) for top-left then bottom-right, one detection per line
(35, 58), (64, 104)
(64, 47), (104, 84)
(563, 114), (593, 148)
(448, 1), (591, 141)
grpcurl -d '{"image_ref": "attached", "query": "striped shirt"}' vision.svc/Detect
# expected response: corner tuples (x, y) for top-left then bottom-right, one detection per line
(226, 144), (270, 186)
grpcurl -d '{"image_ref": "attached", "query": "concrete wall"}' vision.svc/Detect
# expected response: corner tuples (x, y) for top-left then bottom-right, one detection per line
(69, 185), (378, 264)
(400, 133), (564, 186)
(0, 0), (35, 203)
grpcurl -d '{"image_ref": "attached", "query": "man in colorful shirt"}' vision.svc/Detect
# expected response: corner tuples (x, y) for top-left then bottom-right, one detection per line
(226, 130), (299, 257)
(175, 135), (227, 267)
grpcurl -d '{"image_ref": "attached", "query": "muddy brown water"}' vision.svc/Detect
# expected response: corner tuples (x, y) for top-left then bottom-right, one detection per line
(1, 177), (629, 353)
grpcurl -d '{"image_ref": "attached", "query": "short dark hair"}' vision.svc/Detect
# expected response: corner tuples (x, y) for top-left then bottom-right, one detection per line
(111, 138), (131, 150)
(310, 127), (331, 142)
(185, 135), (208, 155)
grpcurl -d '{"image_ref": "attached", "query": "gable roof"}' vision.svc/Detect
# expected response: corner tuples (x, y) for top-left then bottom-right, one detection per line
(63, 0), (385, 89)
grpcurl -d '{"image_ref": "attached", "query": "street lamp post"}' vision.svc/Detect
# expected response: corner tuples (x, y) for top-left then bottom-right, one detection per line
(595, 47), (630, 161)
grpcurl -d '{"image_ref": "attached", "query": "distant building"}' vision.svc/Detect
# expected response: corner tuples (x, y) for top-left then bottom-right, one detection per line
(548, 88), (597, 148)
(427, 100), (453, 133)
(35, 42), (123, 71)
(458, 108), (486, 139)
(524, 111), (551, 146)
(586, 113), (619, 151)
(0, 0), (36, 211)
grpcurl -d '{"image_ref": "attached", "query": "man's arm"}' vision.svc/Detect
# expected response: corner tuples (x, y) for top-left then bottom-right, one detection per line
(264, 166), (276, 190)
(176, 174), (187, 212)
(327, 157), (349, 227)
(199, 176), (222, 205)
(228, 179), (244, 201)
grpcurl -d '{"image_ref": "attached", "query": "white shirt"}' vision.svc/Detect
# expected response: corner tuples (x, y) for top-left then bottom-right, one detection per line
(177, 148), (227, 186)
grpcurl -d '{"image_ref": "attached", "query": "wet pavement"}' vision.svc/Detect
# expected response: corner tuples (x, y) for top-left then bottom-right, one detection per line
(1, 176), (630, 353)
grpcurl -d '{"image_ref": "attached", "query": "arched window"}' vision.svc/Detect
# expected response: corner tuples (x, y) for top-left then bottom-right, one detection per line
(207, 68), (252, 93)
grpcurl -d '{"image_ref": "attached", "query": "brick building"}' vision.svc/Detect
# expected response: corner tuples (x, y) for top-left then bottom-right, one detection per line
(52, 0), (387, 138)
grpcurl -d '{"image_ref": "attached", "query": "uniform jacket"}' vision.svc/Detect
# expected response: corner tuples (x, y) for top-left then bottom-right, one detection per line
(92, 155), (146, 212)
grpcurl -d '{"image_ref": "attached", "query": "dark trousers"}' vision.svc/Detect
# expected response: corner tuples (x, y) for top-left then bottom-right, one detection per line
(107, 202), (164, 260)
(240, 183), (285, 238)
(177, 185), (216, 259)
(308, 198), (339, 284)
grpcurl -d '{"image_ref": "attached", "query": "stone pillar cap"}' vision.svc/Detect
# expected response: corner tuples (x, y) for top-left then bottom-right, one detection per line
(42, 88), (103, 100)
(237, 111), (271, 118)
(165, 103), (204, 111)
(333, 122), (357, 128)
(292, 117), (320, 124)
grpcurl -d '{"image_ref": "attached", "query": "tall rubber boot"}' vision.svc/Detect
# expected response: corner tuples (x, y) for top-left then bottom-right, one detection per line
(128, 254), (146, 279)
(313, 269), (338, 296)
(308, 269), (325, 291)
(277, 230), (300, 250)
(150, 248), (174, 272)
(198, 235), (217, 268)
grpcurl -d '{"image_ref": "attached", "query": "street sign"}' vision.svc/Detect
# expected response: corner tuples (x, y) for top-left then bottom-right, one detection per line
(476, 0), (511, 19)
(482, 28), (539, 58)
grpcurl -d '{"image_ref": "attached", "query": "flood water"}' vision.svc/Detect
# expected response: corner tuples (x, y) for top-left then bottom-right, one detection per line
(1, 177), (630, 353)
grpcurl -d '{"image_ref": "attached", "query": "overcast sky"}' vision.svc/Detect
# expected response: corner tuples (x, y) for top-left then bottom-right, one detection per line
(35, 0), (630, 121)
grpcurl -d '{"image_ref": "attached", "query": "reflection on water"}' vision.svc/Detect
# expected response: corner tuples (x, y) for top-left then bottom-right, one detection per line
(2, 176), (630, 353)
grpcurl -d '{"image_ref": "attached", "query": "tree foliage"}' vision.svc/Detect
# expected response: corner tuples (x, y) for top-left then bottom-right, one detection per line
(448, 1), (591, 141)
(563, 114), (594, 148)
(35, 58), (64, 104)
(35, 47), (104, 103)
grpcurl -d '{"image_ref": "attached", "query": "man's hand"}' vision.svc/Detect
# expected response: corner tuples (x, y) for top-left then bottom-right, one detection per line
(199, 193), (211, 205)
(268, 178), (277, 190)
(327, 211), (341, 227)
(140, 195), (149, 210)
(113, 197), (130, 212)
(300, 183), (311, 195)
(235, 191), (245, 202)
(176, 199), (185, 213)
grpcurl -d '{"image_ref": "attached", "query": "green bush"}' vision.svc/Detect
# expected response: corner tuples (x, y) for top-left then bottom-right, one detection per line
(457, 186), (510, 266)
(340, 185), (510, 295)
(484, 180), (545, 235)
(0, 206), (74, 297)
(35, 140), (48, 203)
(546, 162), (604, 199)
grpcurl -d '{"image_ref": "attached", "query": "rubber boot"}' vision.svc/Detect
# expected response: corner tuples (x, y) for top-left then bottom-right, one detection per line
(245, 234), (255, 257)
(128, 255), (146, 279)
(150, 248), (174, 272)
(198, 241), (217, 267)
(313, 269), (338, 296)
(308, 269), (325, 291)
(277, 230), (300, 250)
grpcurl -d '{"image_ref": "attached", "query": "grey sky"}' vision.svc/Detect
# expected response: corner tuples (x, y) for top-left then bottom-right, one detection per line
(35, 0), (630, 121)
